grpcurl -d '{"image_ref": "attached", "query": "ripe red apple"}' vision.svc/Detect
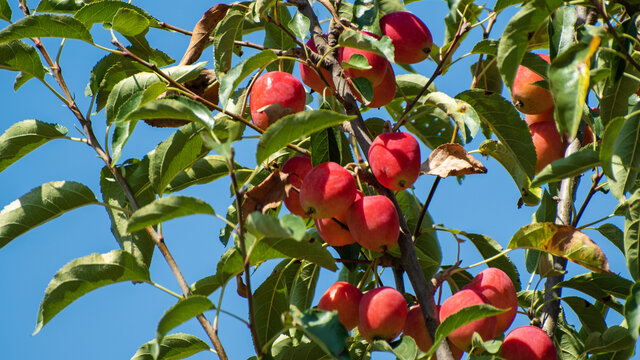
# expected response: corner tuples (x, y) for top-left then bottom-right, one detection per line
(525, 107), (553, 125)
(368, 132), (421, 191)
(463, 268), (518, 334)
(439, 289), (497, 350)
(317, 281), (363, 330)
(501, 326), (557, 360)
(380, 12), (433, 64)
(281, 156), (313, 218)
(299, 162), (357, 219)
(347, 195), (400, 252)
(299, 36), (335, 95)
(339, 31), (389, 87)
(582, 125), (594, 146)
(529, 121), (565, 173)
(351, 66), (397, 108)
(315, 191), (363, 247)
(249, 71), (306, 130)
(403, 305), (463, 359)
(359, 286), (407, 341)
(512, 54), (554, 115)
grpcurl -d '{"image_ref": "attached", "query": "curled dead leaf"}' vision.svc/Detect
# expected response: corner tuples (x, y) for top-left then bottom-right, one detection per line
(179, 4), (231, 66)
(236, 274), (248, 298)
(257, 103), (296, 127)
(241, 170), (291, 221)
(421, 143), (487, 178)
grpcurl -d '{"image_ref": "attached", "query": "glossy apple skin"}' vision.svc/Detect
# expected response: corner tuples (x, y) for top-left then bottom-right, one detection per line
(502, 326), (557, 360)
(359, 287), (407, 341)
(530, 121), (565, 173)
(281, 156), (313, 218)
(512, 54), (554, 115)
(299, 162), (357, 219)
(300, 37), (335, 95)
(368, 132), (421, 190)
(339, 31), (389, 87)
(403, 305), (463, 359)
(463, 267), (518, 334)
(347, 195), (400, 251)
(317, 281), (363, 330)
(249, 71), (306, 130)
(315, 191), (362, 246)
(439, 289), (497, 350)
(380, 12), (432, 64)
(525, 107), (554, 125)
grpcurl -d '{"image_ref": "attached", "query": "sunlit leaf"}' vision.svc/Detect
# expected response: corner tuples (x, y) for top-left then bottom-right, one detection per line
(625, 282), (640, 340)
(338, 29), (394, 63)
(0, 0), (11, 22)
(213, 5), (246, 75)
(34, 250), (150, 334)
(289, 308), (350, 360)
(112, 8), (150, 36)
(156, 296), (215, 342)
(531, 148), (600, 187)
(371, 336), (418, 360)
(584, 326), (635, 354)
(562, 296), (607, 333)
(122, 96), (214, 130)
(0, 120), (68, 174)
(74, 1), (158, 27)
(127, 196), (215, 232)
(610, 109), (640, 201)
(425, 92), (480, 143)
(130, 333), (210, 360)
(600, 116), (624, 181)
(0, 41), (47, 80)
(0, 14), (93, 44)
(166, 155), (237, 193)
(508, 223), (610, 273)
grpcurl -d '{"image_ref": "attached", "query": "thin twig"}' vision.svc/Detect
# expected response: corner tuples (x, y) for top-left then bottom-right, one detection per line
(414, 177), (442, 240)
(572, 171), (604, 227)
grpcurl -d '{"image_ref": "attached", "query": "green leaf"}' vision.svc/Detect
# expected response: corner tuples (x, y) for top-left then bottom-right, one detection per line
(127, 196), (215, 233)
(549, 37), (599, 139)
(0, 0), (11, 22)
(74, 1), (158, 27)
(122, 96), (214, 130)
(470, 56), (503, 94)
(34, 250), (150, 334)
(0, 181), (97, 250)
(157, 296), (215, 341)
(0, 120), (68, 174)
(424, 305), (506, 358)
(584, 326), (636, 354)
(288, 11), (309, 39)
(471, 39), (498, 56)
(0, 40), (47, 80)
(341, 53), (373, 70)
(403, 107), (457, 150)
(531, 148), (600, 187)
(377, 0), (405, 14)
(625, 281), (640, 340)
(148, 123), (208, 195)
(351, 77), (373, 102)
(353, 0), (378, 29)
(130, 333), (210, 360)
(290, 261), (320, 311)
(478, 139), (542, 206)
(166, 155), (234, 193)
(596, 223), (625, 254)
(371, 336), (418, 360)
(600, 62), (640, 129)
(600, 116), (624, 181)
(463, 233), (521, 291)
(213, 5), (246, 75)
(122, 31), (174, 67)
(554, 273), (629, 313)
(290, 308), (350, 360)
(256, 110), (355, 164)
(311, 126), (343, 166)
(625, 189), (640, 281)
(264, 6), (294, 74)
(457, 90), (536, 178)
(610, 110), (640, 201)
(105, 62), (206, 123)
(218, 50), (277, 109)
(0, 14), (93, 44)
(496, 0), (562, 90)
(508, 222), (610, 273)
(112, 8), (150, 36)
(548, 6), (577, 60)
(338, 29), (394, 63)
(100, 160), (155, 268)
(14, 71), (34, 90)
(562, 296), (607, 333)
(426, 92), (480, 143)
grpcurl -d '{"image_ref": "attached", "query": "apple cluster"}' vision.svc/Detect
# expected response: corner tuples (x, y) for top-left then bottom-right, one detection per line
(316, 268), (557, 360)
(512, 54), (594, 173)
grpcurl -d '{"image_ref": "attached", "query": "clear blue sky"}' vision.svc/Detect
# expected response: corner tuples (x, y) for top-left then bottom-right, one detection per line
(0, 1), (628, 359)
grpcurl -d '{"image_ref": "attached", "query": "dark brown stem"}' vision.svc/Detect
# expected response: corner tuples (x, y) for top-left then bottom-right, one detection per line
(572, 171), (604, 227)
(414, 177), (442, 240)
(228, 150), (262, 356)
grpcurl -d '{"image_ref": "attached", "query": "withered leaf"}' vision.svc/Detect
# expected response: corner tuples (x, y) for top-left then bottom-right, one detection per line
(179, 4), (231, 66)
(257, 103), (296, 126)
(508, 222), (611, 273)
(241, 170), (291, 221)
(421, 143), (487, 178)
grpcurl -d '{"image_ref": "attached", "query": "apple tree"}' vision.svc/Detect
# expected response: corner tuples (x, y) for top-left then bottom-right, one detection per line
(0, 0), (637, 359)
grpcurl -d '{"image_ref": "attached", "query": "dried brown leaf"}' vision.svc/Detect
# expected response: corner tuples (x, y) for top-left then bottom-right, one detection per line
(179, 4), (231, 66)
(241, 170), (291, 221)
(421, 143), (487, 178)
(257, 103), (296, 126)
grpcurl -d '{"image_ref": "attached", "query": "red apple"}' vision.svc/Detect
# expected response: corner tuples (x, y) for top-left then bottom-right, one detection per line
(339, 31), (389, 87)
(315, 191), (363, 247)
(359, 286), (407, 341)
(380, 12), (433, 64)
(502, 326), (557, 360)
(249, 71), (306, 130)
(281, 156), (313, 218)
(347, 195), (400, 252)
(512, 54), (554, 115)
(439, 289), (497, 350)
(463, 267), (518, 334)
(525, 107), (553, 125)
(299, 162), (357, 219)
(317, 281), (363, 330)
(530, 121), (565, 173)
(368, 132), (421, 190)
(351, 66), (397, 108)
(403, 305), (463, 359)
(299, 36), (335, 95)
